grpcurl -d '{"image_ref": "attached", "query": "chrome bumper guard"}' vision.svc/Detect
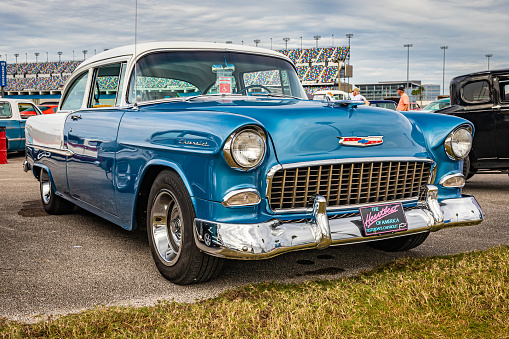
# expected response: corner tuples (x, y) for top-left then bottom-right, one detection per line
(193, 185), (483, 260)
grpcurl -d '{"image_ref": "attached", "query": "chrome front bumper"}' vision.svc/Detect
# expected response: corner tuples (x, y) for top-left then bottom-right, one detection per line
(193, 185), (483, 260)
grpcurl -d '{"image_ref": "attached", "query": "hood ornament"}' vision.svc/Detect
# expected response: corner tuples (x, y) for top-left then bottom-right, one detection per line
(337, 136), (384, 147)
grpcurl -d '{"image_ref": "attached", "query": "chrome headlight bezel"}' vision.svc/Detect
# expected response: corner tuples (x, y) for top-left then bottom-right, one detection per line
(444, 125), (473, 161)
(223, 126), (267, 171)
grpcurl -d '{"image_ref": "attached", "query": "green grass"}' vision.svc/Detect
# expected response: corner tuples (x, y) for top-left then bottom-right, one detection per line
(2, 246), (508, 338)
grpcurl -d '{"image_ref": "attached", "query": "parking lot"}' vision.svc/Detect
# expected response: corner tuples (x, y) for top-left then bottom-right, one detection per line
(1, 153), (508, 322)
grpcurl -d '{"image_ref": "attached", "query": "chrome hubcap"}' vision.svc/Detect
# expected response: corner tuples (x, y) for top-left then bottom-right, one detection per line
(41, 176), (51, 205)
(150, 189), (183, 266)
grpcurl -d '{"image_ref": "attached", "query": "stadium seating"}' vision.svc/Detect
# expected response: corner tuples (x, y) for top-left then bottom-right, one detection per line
(321, 66), (339, 83)
(304, 65), (324, 82)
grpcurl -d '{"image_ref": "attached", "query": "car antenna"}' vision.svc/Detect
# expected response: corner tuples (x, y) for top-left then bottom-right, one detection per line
(133, 0), (138, 109)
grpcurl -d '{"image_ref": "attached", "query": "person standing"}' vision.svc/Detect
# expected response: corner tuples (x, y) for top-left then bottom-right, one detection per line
(350, 87), (369, 105)
(397, 87), (410, 111)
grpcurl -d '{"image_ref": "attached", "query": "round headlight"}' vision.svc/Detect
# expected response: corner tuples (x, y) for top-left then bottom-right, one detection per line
(445, 126), (473, 160)
(224, 127), (266, 170)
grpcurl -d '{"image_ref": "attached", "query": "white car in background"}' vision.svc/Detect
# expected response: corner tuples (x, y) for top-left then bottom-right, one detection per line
(312, 90), (349, 101)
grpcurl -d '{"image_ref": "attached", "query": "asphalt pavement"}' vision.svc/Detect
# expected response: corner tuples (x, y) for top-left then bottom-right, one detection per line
(1, 153), (508, 322)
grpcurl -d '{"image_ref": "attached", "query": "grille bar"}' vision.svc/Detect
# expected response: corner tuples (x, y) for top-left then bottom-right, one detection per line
(268, 160), (434, 211)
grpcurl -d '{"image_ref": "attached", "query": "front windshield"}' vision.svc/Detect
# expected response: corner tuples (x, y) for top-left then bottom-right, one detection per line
(423, 100), (450, 111)
(128, 51), (307, 102)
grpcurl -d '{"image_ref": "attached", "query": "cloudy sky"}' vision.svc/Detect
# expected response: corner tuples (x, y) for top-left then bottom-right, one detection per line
(1, 0), (508, 92)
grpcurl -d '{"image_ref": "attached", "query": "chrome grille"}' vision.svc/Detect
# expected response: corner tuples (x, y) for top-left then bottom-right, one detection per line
(268, 160), (434, 211)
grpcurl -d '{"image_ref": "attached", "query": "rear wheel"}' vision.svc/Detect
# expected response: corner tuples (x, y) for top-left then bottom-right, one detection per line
(368, 232), (429, 252)
(147, 170), (223, 285)
(40, 169), (75, 214)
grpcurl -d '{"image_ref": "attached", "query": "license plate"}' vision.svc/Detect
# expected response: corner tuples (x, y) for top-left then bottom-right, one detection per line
(359, 202), (408, 236)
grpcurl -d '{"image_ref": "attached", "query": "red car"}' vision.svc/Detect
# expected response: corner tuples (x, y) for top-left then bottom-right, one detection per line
(37, 105), (58, 114)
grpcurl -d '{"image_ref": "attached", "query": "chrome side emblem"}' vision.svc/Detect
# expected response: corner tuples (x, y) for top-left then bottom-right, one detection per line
(179, 139), (210, 147)
(337, 136), (384, 147)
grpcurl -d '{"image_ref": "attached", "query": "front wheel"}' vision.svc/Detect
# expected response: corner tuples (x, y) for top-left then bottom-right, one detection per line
(463, 154), (475, 180)
(368, 232), (429, 252)
(40, 169), (75, 214)
(147, 170), (223, 285)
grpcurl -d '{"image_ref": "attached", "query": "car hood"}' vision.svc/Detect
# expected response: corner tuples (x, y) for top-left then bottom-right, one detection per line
(162, 98), (431, 164)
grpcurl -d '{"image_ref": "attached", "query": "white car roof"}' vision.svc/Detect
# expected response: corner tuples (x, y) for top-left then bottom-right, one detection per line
(74, 41), (292, 73)
(313, 90), (348, 95)
(0, 98), (36, 104)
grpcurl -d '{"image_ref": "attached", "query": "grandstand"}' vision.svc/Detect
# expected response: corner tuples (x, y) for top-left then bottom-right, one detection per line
(2, 46), (351, 98)
(3, 61), (82, 96)
(275, 46), (351, 94)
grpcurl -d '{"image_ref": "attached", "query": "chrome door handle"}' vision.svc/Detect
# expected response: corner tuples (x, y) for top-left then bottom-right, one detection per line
(71, 114), (82, 121)
(492, 105), (501, 109)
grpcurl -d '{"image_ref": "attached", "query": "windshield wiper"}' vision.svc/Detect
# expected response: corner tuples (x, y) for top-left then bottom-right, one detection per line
(184, 93), (245, 102)
(248, 93), (301, 99)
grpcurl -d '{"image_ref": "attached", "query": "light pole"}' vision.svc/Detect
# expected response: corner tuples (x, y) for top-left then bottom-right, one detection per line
(58, 51), (63, 62)
(35, 52), (39, 63)
(270, 37), (272, 50)
(440, 46), (448, 95)
(283, 37), (290, 51)
(46, 52), (48, 62)
(346, 33), (353, 83)
(82, 50), (87, 60)
(73, 50), (75, 61)
(404, 44), (413, 92)
(485, 54), (493, 70)
(300, 36), (302, 50)
(25, 53), (27, 63)
(332, 34), (334, 47)
(14, 53), (19, 63)
(346, 33), (353, 64)
(254, 39), (260, 47)
(313, 35), (321, 48)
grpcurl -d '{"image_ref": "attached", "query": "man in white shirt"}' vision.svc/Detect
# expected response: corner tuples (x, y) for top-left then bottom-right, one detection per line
(349, 87), (369, 104)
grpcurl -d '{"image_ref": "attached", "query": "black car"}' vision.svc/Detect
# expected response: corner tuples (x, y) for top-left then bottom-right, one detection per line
(436, 69), (509, 178)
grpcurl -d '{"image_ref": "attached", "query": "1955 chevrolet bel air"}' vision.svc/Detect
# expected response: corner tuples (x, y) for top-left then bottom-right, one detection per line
(23, 42), (483, 284)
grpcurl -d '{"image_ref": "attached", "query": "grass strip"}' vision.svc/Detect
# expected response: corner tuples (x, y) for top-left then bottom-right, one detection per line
(1, 245), (508, 338)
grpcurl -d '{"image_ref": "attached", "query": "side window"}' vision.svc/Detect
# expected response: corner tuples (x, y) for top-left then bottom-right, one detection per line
(18, 103), (39, 119)
(61, 71), (89, 111)
(90, 63), (123, 108)
(462, 80), (491, 103)
(0, 103), (12, 118)
(499, 80), (509, 102)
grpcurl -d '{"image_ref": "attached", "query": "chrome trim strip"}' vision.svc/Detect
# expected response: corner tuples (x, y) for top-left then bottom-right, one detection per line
(26, 144), (74, 157)
(266, 157), (435, 177)
(193, 191), (483, 260)
(222, 188), (261, 207)
(272, 197), (419, 214)
(7, 137), (25, 141)
(439, 173), (465, 188)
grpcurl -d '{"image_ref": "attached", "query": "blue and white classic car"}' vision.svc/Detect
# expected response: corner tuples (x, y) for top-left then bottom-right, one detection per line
(24, 42), (483, 284)
(0, 98), (42, 152)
